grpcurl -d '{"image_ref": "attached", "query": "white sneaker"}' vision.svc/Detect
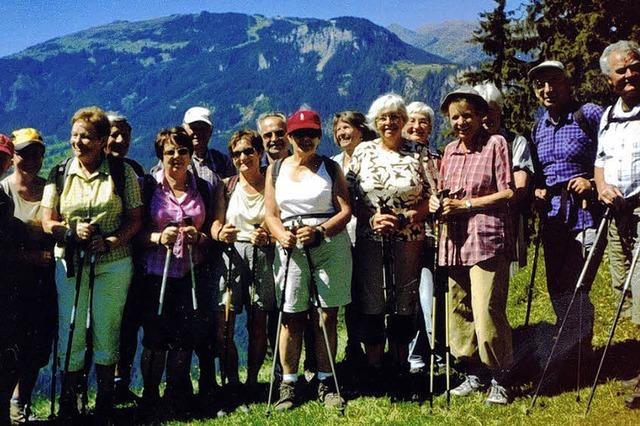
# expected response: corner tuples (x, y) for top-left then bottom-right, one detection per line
(450, 374), (483, 397)
(485, 379), (509, 405)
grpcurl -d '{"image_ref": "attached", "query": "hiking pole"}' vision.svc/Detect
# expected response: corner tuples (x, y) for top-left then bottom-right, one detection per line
(435, 189), (451, 406)
(576, 199), (588, 403)
(221, 243), (236, 386)
(585, 219), (640, 415)
(266, 244), (294, 415)
(49, 320), (59, 419)
(298, 217), (344, 413)
(524, 216), (543, 327)
(529, 207), (610, 412)
(379, 205), (397, 313)
(157, 221), (178, 316)
(428, 228), (438, 409)
(61, 235), (87, 404)
(80, 246), (98, 414)
(248, 224), (260, 330)
(184, 217), (198, 311)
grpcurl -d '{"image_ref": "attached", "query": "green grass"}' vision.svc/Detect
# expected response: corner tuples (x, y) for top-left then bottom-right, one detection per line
(29, 246), (640, 425)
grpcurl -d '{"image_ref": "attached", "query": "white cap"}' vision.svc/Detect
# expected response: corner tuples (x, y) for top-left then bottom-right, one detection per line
(183, 106), (212, 126)
(528, 60), (566, 80)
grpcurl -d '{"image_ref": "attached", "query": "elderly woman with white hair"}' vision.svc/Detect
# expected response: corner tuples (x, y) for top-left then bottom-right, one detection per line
(347, 93), (434, 392)
(473, 82), (534, 269)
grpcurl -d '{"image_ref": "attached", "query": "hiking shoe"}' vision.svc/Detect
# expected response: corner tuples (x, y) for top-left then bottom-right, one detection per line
(9, 399), (35, 424)
(318, 378), (345, 410)
(114, 380), (139, 405)
(485, 380), (510, 405)
(625, 392), (640, 409)
(623, 374), (640, 390)
(274, 381), (296, 411)
(451, 375), (483, 397)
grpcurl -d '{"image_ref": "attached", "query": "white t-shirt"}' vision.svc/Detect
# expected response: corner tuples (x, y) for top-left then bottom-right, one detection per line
(226, 181), (265, 241)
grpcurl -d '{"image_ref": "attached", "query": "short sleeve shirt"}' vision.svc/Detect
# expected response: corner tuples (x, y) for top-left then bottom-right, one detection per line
(437, 134), (514, 266)
(41, 156), (143, 263)
(595, 98), (640, 199)
(346, 139), (433, 241)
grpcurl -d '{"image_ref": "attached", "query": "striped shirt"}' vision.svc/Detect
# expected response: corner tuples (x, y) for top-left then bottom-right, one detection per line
(438, 134), (514, 266)
(41, 156), (142, 263)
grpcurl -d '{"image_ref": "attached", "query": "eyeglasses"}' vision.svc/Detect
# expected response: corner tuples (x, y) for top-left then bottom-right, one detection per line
(376, 113), (402, 123)
(262, 130), (286, 139)
(290, 129), (321, 139)
(163, 147), (190, 157)
(231, 147), (257, 158)
(532, 76), (566, 89)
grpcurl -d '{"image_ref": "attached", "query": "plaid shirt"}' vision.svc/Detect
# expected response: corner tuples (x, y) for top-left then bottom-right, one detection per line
(438, 134), (514, 266)
(595, 98), (640, 199)
(143, 171), (207, 278)
(531, 103), (603, 231)
(41, 157), (143, 264)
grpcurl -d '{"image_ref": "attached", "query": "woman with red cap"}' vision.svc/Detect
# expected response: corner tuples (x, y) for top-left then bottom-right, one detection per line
(265, 108), (352, 411)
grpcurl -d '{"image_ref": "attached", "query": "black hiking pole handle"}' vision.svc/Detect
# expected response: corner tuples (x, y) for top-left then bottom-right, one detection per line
(524, 217), (543, 327)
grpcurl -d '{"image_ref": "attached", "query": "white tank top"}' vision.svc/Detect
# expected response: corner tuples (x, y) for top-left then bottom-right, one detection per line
(226, 182), (265, 242)
(0, 177), (43, 224)
(275, 159), (335, 226)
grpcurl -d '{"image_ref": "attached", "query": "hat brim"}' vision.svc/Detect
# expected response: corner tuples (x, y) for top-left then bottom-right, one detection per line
(14, 140), (44, 151)
(527, 65), (566, 80)
(287, 122), (322, 134)
(440, 92), (489, 114)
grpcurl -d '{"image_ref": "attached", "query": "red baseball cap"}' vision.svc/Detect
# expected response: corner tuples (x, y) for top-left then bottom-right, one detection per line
(287, 109), (322, 134)
(0, 134), (14, 157)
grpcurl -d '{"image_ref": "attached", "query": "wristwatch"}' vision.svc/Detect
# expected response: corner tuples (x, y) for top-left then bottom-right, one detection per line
(316, 225), (330, 242)
(465, 200), (472, 210)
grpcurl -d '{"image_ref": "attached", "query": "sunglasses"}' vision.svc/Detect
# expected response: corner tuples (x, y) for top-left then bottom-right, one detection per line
(163, 147), (190, 157)
(231, 147), (257, 158)
(290, 129), (321, 139)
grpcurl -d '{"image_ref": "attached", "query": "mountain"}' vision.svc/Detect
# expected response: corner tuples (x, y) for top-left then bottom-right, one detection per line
(388, 20), (486, 66)
(0, 12), (457, 167)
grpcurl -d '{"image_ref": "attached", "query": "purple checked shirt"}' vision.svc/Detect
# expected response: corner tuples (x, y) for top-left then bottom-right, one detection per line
(144, 170), (207, 278)
(531, 103), (603, 231)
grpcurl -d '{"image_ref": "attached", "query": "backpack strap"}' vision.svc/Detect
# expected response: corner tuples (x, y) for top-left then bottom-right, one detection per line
(52, 157), (73, 196)
(141, 174), (158, 224)
(224, 175), (240, 202)
(272, 158), (283, 185)
(107, 155), (127, 210)
(195, 176), (214, 232)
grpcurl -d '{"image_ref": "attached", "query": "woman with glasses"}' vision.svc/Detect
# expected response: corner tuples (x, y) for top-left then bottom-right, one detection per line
(265, 109), (352, 410)
(428, 87), (514, 405)
(136, 127), (218, 418)
(210, 130), (275, 406)
(41, 106), (143, 421)
(346, 94), (433, 395)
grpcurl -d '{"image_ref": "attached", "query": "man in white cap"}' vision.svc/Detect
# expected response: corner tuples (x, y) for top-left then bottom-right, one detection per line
(528, 60), (604, 389)
(183, 106), (234, 181)
(593, 40), (640, 408)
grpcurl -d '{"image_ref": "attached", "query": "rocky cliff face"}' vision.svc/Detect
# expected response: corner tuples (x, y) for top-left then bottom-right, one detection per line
(0, 12), (455, 165)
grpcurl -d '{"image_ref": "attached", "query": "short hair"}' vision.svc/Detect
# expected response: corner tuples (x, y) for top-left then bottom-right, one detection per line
(106, 112), (132, 132)
(227, 129), (264, 154)
(600, 40), (640, 74)
(366, 93), (408, 128)
(71, 106), (111, 139)
(443, 95), (488, 116)
(473, 82), (504, 112)
(332, 110), (377, 144)
(256, 112), (287, 133)
(154, 126), (193, 159)
(406, 102), (435, 124)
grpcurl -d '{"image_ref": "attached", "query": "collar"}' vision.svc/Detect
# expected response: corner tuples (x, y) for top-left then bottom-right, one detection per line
(451, 133), (489, 154)
(613, 97), (640, 118)
(67, 156), (109, 179)
(155, 169), (198, 196)
(542, 101), (580, 128)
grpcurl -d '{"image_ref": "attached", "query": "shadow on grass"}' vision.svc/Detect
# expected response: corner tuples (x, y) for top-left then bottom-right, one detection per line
(510, 321), (640, 396)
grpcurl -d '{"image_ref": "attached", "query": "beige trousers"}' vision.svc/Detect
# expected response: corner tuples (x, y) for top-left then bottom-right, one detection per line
(448, 255), (513, 372)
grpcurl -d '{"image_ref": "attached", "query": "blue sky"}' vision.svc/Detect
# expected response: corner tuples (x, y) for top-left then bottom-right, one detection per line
(0, 0), (524, 57)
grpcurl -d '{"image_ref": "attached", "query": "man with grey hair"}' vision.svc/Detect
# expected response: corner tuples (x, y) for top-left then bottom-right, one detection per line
(593, 40), (640, 408)
(105, 113), (145, 177)
(256, 112), (290, 165)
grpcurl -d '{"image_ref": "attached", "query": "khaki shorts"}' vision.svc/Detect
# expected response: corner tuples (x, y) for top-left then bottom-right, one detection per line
(274, 231), (352, 313)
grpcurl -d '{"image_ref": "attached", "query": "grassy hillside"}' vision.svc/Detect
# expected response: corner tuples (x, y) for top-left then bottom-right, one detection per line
(29, 245), (640, 425)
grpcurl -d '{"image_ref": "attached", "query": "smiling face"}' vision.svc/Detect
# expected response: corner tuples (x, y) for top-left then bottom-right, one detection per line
(14, 144), (44, 176)
(404, 112), (431, 145)
(231, 137), (260, 174)
(70, 120), (106, 165)
(448, 99), (483, 143)
(106, 122), (131, 158)
(260, 116), (289, 160)
(161, 140), (191, 176)
(607, 49), (640, 105)
(532, 69), (572, 112)
(375, 108), (405, 141)
(334, 120), (362, 152)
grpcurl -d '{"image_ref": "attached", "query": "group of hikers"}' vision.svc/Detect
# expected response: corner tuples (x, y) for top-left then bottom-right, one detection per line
(0, 38), (639, 424)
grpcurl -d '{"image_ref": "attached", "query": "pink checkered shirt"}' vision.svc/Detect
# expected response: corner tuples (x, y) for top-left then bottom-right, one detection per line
(438, 134), (515, 266)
